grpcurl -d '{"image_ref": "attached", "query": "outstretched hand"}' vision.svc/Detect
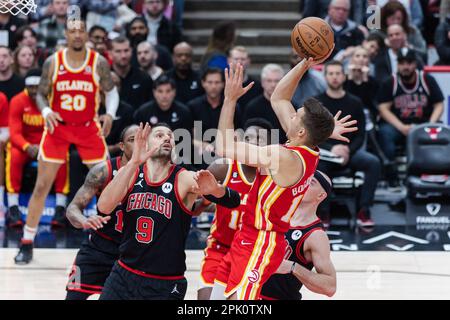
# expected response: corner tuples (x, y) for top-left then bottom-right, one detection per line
(300, 44), (336, 70)
(330, 111), (358, 143)
(191, 170), (224, 197)
(129, 123), (158, 166)
(224, 63), (254, 102)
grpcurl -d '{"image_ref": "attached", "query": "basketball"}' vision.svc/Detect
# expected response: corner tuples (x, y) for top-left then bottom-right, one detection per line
(291, 17), (334, 61)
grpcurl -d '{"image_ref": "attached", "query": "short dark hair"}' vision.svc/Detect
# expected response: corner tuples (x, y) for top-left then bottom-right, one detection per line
(119, 124), (139, 142)
(111, 36), (130, 47)
(153, 74), (176, 90)
(201, 67), (224, 82)
(15, 25), (37, 44)
(323, 60), (344, 74)
(244, 117), (274, 144)
(302, 98), (335, 146)
(89, 25), (107, 37)
(365, 33), (384, 50)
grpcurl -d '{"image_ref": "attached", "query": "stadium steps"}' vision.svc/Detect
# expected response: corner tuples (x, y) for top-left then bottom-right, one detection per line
(183, 0), (302, 71)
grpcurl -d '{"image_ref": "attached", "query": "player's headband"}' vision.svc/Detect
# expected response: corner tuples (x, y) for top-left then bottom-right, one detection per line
(25, 76), (41, 86)
(314, 171), (332, 196)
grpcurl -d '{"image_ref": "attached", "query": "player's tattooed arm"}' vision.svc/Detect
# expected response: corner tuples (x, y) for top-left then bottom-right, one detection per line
(66, 162), (111, 230)
(97, 55), (115, 92)
(35, 56), (53, 112)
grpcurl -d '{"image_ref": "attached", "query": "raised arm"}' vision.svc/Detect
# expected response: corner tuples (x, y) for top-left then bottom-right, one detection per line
(97, 123), (155, 214)
(66, 162), (111, 230)
(37, 55), (62, 134)
(97, 55), (119, 137)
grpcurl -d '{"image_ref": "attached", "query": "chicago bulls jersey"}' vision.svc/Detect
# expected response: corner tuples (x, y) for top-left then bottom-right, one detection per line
(210, 160), (253, 247)
(243, 145), (319, 233)
(92, 157), (124, 247)
(50, 48), (100, 124)
(260, 219), (324, 300)
(119, 164), (192, 276)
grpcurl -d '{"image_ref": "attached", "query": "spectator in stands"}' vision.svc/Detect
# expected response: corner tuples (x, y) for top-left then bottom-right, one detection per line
(0, 92), (7, 214)
(335, 33), (384, 75)
(15, 26), (50, 67)
(133, 74), (193, 131)
(377, 48), (444, 186)
(30, 0), (78, 22)
(0, 11), (26, 50)
(316, 60), (380, 228)
(0, 46), (25, 101)
(302, 0), (366, 26)
(6, 69), (69, 227)
(241, 64), (286, 143)
(137, 41), (163, 80)
(325, 0), (365, 58)
(375, 1), (427, 58)
(290, 48), (326, 109)
(126, 16), (173, 71)
(99, 72), (134, 157)
(166, 42), (204, 104)
(173, 0), (184, 29)
(187, 68), (227, 169)
(85, 0), (122, 32)
(110, 36), (154, 110)
(435, 16), (450, 65)
(142, 0), (182, 51)
(227, 46), (263, 109)
(373, 24), (423, 83)
(37, 0), (70, 49)
(344, 46), (378, 119)
(88, 25), (112, 65)
(13, 46), (36, 78)
(376, 0), (424, 30)
(201, 21), (236, 71)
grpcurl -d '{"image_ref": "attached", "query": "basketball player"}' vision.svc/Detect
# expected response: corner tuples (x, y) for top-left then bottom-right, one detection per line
(64, 125), (138, 300)
(14, 19), (120, 265)
(211, 58), (356, 300)
(197, 118), (274, 300)
(260, 171), (337, 300)
(6, 69), (69, 228)
(97, 123), (241, 300)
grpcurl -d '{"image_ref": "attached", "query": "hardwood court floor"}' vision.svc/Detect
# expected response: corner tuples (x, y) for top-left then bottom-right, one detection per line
(1, 249), (450, 300)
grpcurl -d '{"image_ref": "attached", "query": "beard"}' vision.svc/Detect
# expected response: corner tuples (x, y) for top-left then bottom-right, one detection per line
(130, 34), (148, 48)
(399, 70), (415, 83)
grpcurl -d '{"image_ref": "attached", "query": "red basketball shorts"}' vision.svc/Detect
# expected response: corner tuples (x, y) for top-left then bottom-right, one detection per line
(199, 238), (231, 287)
(40, 120), (108, 165)
(214, 228), (286, 300)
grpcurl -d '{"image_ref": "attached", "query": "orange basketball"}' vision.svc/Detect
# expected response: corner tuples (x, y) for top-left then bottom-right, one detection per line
(291, 17), (334, 61)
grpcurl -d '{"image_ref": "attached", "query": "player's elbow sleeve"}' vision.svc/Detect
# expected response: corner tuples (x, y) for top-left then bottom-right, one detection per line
(105, 86), (119, 118)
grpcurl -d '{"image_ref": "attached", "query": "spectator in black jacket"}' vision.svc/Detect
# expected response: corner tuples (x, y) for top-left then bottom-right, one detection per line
(316, 60), (381, 228)
(435, 17), (450, 65)
(373, 24), (423, 83)
(166, 42), (204, 104)
(142, 0), (182, 52)
(0, 11), (27, 50)
(126, 16), (173, 71)
(110, 36), (154, 110)
(324, 0), (365, 59)
(133, 74), (193, 132)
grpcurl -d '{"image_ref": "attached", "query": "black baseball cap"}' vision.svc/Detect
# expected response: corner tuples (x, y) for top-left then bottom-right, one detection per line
(397, 47), (416, 62)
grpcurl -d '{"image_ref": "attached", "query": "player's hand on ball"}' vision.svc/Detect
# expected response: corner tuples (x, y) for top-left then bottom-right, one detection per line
(82, 215), (111, 230)
(224, 63), (254, 102)
(330, 110), (358, 143)
(99, 114), (113, 138)
(45, 111), (63, 134)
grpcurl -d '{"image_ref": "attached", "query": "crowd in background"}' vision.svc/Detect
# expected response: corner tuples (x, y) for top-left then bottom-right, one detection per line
(0, 0), (449, 227)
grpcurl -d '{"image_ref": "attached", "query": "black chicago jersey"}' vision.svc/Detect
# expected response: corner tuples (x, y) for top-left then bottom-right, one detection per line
(260, 219), (324, 300)
(90, 157), (124, 251)
(377, 70), (444, 124)
(119, 164), (193, 276)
